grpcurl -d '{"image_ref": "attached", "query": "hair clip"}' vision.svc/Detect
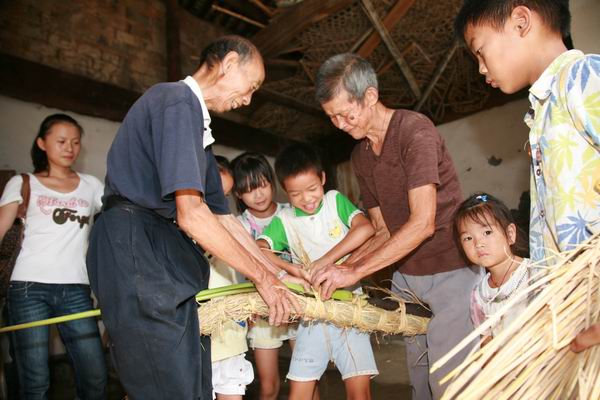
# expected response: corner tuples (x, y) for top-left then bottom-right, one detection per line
(475, 194), (488, 202)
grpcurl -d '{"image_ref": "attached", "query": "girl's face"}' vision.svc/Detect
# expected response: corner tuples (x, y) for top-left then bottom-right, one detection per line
(239, 180), (274, 214)
(37, 122), (81, 169)
(458, 218), (516, 269)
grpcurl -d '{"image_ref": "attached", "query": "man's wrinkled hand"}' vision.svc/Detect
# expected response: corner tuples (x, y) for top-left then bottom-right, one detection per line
(311, 264), (360, 300)
(255, 272), (302, 326)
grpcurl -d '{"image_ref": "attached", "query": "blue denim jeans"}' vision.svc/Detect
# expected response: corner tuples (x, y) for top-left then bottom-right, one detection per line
(7, 281), (107, 400)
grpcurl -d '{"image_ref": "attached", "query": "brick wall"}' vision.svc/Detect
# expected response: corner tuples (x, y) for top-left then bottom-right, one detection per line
(179, 7), (228, 76)
(0, 0), (226, 92)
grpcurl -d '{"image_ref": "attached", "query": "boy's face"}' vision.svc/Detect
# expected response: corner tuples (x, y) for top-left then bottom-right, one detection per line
(464, 21), (530, 94)
(282, 170), (326, 215)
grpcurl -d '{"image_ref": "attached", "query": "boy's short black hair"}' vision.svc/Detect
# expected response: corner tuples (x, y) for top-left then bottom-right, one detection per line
(275, 143), (323, 186)
(214, 155), (232, 176)
(454, 0), (571, 43)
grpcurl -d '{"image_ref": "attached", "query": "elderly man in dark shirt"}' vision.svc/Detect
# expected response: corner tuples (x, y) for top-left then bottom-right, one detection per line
(312, 53), (480, 400)
(87, 36), (301, 400)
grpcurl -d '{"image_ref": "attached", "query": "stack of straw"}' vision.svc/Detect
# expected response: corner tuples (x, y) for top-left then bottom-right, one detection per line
(433, 233), (600, 399)
(198, 291), (429, 337)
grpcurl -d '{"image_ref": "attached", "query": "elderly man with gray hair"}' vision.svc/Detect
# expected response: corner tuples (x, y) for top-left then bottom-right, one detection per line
(311, 53), (479, 400)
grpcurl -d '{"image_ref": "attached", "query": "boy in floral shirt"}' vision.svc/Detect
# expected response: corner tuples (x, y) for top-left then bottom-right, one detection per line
(455, 0), (600, 351)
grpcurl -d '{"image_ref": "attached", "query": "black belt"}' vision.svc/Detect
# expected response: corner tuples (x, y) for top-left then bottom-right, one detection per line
(103, 194), (140, 212)
(103, 195), (182, 231)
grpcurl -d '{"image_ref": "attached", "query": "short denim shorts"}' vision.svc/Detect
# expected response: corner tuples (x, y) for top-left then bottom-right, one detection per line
(287, 321), (378, 381)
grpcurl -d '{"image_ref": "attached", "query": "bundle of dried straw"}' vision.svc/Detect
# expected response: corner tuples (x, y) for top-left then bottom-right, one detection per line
(433, 233), (600, 399)
(198, 291), (429, 337)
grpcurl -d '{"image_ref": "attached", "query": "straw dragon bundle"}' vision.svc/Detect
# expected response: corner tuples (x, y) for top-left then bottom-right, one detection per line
(433, 233), (600, 399)
(198, 290), (430, 337)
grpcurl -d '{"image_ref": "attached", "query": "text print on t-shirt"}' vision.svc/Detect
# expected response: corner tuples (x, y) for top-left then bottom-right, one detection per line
(37, 195), (91, 229)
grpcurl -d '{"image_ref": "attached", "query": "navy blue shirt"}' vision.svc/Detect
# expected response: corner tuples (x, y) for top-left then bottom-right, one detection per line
(105, 81), (229, 219)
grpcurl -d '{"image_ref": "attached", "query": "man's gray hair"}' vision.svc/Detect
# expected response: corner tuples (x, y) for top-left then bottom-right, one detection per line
(315, 53), (379, 104)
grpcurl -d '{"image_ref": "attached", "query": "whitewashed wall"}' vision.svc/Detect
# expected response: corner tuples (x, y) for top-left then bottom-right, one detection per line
(437, 98), (531, 207)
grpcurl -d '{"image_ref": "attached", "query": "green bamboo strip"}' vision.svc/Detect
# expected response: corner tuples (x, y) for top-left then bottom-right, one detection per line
(196, 282), (256, 297)
(0, 309), (102, 334)
(196, 287), (257, 302)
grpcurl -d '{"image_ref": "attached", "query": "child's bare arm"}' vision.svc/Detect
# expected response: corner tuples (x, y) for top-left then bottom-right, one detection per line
(345, 207), (390, 265)
(257, 239), (310, 280)
(311, 213), (375, 272)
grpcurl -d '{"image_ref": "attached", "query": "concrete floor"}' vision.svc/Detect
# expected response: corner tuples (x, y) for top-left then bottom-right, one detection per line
(7, 335), (412, 399)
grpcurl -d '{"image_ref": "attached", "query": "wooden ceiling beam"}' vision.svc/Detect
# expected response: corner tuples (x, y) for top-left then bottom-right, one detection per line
(0, 53), (297, 156)
(222, 0), (271, 23)
(211, 4), (266, 29)
(360, 0), (421, 99)
(356, 0), (415, 58)
(249, 0), (275, 18)
(252, 0), (354, 58)
(349, 28), (374, 53)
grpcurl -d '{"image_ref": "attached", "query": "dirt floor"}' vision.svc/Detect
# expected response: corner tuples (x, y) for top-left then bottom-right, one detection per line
(245, 335), (412, 399)
(9, 334), (412, 399)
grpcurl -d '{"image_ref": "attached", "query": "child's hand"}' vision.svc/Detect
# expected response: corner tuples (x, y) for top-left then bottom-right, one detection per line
(287, 263), (312, 281)
(312, 263), (360, 300)
(282, 273), (312, 293)
(570, 323), (600, 353)
(309, 258), (331, 275)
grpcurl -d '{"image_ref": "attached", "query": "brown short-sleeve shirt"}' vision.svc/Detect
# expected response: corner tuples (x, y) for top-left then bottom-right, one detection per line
(351, 109), (466, 276)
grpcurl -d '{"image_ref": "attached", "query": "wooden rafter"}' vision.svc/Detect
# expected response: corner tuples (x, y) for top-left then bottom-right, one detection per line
(356, 0), (416, 58)
(360, 0), (421, 99)
(252, 0), (354, 58)
(299, 59), (315, 83)
(349, 28), (374, 53)
(255, 88), (325, 118)
(414, 40), (459, 111)
(211, 4), (266, 28)
(249, 0), (275, 17)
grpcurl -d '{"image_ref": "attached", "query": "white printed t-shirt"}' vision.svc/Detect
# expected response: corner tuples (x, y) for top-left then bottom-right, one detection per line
(0, 173), (103, 284)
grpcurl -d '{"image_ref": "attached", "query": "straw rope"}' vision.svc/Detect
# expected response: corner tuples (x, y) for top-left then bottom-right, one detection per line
(198, 291), (429, 337)
(432, 232), (600, 399)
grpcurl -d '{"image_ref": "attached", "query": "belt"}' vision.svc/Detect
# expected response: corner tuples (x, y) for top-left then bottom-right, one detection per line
(102, 194), (173, 220)
(103, 194), (141, 212)
(103, 196), (208, 258)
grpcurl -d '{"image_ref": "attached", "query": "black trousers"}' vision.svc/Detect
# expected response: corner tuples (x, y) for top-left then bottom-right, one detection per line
(87, 200), (211, 400)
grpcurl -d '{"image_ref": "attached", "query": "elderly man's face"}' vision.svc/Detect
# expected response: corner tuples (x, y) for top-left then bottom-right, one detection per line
(213, 54), (265, 113)
(321, 90), (371, 140)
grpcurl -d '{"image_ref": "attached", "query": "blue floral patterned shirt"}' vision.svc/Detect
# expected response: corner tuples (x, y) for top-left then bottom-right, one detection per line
(525, 50), (600, 264)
